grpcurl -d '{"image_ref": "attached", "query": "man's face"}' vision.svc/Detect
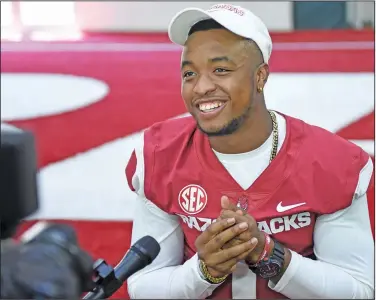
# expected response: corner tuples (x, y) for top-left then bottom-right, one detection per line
(181, 28), (258, 136)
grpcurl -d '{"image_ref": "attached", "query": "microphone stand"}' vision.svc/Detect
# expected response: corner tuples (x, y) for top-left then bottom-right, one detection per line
(82, 235), (160, 299)
(83, 259), (122, 300)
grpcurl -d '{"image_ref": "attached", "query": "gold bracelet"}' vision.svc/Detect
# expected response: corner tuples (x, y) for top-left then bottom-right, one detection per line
(199, 260), (228, 284)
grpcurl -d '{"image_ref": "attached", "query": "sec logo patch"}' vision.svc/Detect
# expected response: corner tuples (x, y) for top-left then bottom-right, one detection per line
(178, 184), (208, 215)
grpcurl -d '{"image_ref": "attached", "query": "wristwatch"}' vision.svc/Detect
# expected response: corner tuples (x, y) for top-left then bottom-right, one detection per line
(249, 239), (285, 279)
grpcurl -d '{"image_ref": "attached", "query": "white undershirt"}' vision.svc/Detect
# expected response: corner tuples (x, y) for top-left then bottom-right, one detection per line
(127, 112), (374, 299)
(213, 112), (286, 190)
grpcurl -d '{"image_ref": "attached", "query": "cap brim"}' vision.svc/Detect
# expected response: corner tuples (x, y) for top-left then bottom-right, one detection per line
(168, 8), (216, 46)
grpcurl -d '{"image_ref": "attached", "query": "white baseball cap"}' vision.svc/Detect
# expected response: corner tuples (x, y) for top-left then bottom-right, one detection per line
(168, 3), (272, 63)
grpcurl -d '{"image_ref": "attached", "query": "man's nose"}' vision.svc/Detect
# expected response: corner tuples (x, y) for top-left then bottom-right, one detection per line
(193, 74), (216, 96)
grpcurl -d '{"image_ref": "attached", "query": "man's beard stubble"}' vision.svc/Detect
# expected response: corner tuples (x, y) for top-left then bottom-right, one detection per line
(196, 102), (253, 137)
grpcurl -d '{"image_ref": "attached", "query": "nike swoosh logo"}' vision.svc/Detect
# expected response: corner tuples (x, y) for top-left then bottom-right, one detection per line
(276, 201), (306, 213)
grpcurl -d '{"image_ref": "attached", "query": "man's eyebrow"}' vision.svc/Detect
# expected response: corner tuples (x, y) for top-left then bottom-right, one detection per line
(181, 60), (192, 69)
(210, 56), (231, 63)
(181, 56), (233, 69)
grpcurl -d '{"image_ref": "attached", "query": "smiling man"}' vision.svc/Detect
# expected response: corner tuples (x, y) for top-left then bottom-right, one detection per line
(125, 3), (374, 299)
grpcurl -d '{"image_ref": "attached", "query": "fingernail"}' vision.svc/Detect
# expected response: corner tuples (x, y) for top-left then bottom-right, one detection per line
(239, 222), (248, 229)
(227, 218), (235, 224)
(250, 237), (258, 244)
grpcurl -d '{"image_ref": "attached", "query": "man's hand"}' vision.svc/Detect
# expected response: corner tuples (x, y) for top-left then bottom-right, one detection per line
(195, 217), (258, 278)
(219, 196), (268, 264)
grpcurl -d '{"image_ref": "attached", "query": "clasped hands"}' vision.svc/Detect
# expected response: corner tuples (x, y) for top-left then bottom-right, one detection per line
(195, 196), (269, 279)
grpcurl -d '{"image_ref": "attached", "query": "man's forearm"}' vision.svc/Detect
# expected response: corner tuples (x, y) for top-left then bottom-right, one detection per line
(268, 251), (374, 299)
(128, 254), (221, 299)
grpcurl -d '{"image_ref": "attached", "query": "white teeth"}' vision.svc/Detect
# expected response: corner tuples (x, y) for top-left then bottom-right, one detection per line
(199, 102), (223, 112)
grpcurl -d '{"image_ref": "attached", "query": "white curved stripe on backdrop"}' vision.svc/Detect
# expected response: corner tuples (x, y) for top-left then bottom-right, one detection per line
(1, 73), (109, 121)
(18, 72), (374, 221)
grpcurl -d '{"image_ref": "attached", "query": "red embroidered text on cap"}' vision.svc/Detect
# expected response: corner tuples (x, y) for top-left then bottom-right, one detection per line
(208, 4), (245, 16)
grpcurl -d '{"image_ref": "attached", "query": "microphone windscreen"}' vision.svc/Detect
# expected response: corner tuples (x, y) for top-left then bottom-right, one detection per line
(132, 235), (161, 262)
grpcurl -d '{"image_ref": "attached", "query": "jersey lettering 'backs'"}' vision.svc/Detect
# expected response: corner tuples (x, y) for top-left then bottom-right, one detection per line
(126, 113), (369, 299)
(177, 211), (312, 234)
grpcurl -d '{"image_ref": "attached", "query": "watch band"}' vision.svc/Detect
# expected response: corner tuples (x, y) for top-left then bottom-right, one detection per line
(272, 239), (285, 262)
(248, 238), (285, 278)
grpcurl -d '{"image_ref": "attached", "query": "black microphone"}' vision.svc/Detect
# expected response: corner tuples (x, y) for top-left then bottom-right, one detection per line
(83, 236), (160, 299)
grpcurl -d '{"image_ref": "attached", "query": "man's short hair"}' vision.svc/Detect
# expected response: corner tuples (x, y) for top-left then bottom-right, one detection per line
(188, 19), (226, 36)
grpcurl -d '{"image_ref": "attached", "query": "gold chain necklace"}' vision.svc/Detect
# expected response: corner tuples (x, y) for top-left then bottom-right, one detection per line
(268, 110), (279, 163)
(236, 111), (279, 211)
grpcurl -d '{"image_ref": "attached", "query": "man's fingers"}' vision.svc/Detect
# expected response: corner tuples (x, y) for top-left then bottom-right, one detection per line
(221, 196), (239, 211)
(204, 240), (258, 276)
(221, 210), (257, 225)
(206, 222), (249, 252)
(209, 239), (257, 265)
(235, 240), (258, 260)
(220, 209), (248, 222)
(207, 257), (238, 275)
(222, 238), (258, 261)
(196, 218), (236, 246)
(221, 231), (253, 249)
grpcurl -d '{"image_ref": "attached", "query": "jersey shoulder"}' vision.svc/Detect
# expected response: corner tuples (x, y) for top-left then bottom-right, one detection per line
(127, 116), (200, 212)
(144, 116), (197, 150)
(288, 115), (371, 212)
(301, 119), (369, 164)
(125, 116), (197, 193)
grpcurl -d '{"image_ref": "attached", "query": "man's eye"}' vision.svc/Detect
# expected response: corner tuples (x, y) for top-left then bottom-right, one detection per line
(183, 71), (195, 78)
(214, 68), (229, 73)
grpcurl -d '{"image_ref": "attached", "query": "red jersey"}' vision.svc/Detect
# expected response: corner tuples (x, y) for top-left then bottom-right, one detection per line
(126, 113), (369, 299)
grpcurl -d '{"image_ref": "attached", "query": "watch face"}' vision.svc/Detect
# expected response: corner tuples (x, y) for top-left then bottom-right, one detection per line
(258, 261), (281, 279)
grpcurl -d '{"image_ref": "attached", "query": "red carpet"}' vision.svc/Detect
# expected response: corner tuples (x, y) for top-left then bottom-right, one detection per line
(1, 30), (374, 299)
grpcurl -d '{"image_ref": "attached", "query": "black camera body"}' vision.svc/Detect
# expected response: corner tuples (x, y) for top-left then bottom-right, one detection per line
(0, 124), (160, 299)
(0, 124), (95, 299)
(0, 124), (39, 240)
